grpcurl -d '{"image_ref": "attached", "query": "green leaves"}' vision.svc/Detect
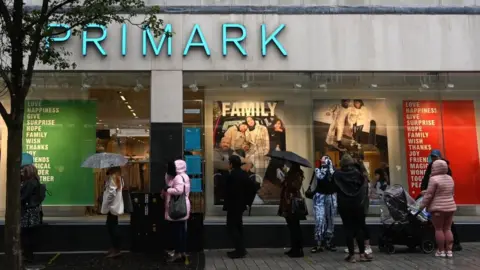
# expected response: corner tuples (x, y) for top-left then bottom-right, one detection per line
(0, 0), (167, 97)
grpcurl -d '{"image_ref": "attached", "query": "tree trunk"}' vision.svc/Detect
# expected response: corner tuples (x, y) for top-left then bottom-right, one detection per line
(4, 118), (24, 270)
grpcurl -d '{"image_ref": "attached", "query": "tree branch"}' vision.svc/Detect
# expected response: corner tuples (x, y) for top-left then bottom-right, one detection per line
(24, 0), (49, 94)
(0, 0), (12, 36)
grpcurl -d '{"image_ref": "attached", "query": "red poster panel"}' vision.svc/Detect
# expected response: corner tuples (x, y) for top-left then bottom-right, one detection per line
(403, 101), (443, 198)
(442, 100), (480, 204)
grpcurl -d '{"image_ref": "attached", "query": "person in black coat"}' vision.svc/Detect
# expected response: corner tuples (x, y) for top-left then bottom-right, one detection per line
(333, 154), (373, 263)
(420, 149), (462, 251)
(223, 155), (249, 259)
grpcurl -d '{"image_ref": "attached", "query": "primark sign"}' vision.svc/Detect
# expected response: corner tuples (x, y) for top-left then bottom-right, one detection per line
(47, 23), (287, 57)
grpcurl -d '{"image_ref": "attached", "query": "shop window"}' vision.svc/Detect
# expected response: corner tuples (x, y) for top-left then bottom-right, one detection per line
(21, 72), (151, 216)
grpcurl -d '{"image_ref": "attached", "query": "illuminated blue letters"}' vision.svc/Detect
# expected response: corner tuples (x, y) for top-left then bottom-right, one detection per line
(261, 24), (287, 57)
(82, 24), (107, 56)
(45, 24), (71, 48)
(142, 24), (172, 56)
(121, 24), (127, 56)
(222, 24), (247, 56)
(183, 24), (210, 56)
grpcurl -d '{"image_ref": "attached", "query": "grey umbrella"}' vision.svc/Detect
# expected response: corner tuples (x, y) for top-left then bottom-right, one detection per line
(266, 151), (312, 168)
(81, 152), (128, 169)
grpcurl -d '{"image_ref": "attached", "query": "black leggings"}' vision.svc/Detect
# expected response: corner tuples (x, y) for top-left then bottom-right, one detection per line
(338, 206), (366, 255)
(21, 227), (38, 262)
(171, 221), (187, 254)
(286, 216), (303, 250)
(106, 213), (121, 250)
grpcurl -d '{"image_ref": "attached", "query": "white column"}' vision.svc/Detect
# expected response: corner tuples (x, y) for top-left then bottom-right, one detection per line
(151, 71), (183, 123)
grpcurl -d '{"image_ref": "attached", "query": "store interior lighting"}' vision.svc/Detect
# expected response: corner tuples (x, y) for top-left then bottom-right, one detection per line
(447, 83), (455, 88)
(294, 83), (302, 89)
(189, 83), (199, 92)
(241, 82), (249, 89)
(370, 83), (378, 88)
(117, 91), (139, 119)
(133, 79), (144, 92)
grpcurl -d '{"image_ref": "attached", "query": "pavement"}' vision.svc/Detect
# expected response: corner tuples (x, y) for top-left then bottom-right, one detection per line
(0, 252), (205, 270)
(204, 243), (480, 270)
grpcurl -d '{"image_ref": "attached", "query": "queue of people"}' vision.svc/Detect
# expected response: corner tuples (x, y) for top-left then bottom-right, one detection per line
(16, 148), (460, 266)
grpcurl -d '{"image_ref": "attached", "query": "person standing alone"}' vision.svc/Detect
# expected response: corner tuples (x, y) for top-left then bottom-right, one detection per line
(224, 155), (250, 259)
(101, 166), (124, 258)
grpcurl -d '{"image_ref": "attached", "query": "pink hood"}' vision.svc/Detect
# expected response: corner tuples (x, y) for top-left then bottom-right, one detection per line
(163, 159), (191, 221)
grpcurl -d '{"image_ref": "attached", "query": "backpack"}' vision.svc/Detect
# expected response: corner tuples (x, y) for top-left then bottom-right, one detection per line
(31, 180), (48, 207)
(245, 174), (261, 216)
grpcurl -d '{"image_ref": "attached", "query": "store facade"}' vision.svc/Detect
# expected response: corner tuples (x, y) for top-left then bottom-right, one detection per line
(1, 10), (480, 220)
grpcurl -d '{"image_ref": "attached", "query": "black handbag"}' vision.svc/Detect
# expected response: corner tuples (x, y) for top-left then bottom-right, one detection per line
(304, 172), (316, 199)
(291, 188), (308, 219)
(122, 189), (134, 213)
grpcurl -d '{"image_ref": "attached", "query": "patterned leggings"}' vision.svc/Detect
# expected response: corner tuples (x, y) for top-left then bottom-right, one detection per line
(313, 193), (337, 245)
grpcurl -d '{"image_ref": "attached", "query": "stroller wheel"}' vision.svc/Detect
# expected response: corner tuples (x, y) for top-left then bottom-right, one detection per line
(387, 245), (396, 254)
(421, 240), (435, 254)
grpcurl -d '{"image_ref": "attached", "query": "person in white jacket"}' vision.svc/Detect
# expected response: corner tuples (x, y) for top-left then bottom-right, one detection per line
(325, 99), (351, 149)
(101, 166), (124, 258)
(348, 100), (370, 148)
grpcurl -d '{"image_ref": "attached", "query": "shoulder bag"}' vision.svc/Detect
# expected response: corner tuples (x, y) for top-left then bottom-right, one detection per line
(304, 172), (316, 199)
(168, 175), (188, 220)
(291, 186), (308, 220)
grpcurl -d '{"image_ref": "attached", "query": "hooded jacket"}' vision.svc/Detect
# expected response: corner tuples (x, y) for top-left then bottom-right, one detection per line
(163, 160), (191, 221)
(333, 154), (367, 209)
(421, 158), (452, 191)
(420, 160), (456, 213)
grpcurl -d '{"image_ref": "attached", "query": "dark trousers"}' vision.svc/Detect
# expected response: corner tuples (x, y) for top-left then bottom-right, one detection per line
(106, 213), (121, 250)
(21, 227), (37, 262)
(286, 216), (303, 250)
(171, 221), (187, 254)
(227, 211), (245, 253)
(338, 206), (366, 255)
(451, 222), (460, 245)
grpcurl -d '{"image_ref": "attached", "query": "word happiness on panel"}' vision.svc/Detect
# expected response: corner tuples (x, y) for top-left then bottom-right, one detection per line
(46, 23), (288, 57)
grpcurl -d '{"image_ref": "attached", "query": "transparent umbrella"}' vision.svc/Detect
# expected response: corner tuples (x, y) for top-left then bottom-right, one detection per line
(81, 152), (128, 169)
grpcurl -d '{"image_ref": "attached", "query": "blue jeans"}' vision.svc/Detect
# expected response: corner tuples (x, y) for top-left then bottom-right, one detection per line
(313, 193), (337, 245)
(171, 221), (187, 253)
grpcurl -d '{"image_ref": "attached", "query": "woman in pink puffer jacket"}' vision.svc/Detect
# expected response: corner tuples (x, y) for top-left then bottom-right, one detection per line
(163, 159), (191, 263)
(420, 159), (457, 258)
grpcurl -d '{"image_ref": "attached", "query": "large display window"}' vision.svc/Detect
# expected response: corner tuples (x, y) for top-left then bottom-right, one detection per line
(1, 72), (151, 217)
(183, 72), (480, 216)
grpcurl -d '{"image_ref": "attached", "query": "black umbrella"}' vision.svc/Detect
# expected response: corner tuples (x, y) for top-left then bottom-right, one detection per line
(267, 151), (312, 168)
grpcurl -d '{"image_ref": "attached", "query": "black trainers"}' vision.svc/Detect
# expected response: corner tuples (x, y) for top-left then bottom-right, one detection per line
(345, 254), (356, 263)
(287, 249), (304, 258)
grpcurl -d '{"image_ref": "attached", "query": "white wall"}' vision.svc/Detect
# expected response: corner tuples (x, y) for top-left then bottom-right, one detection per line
(35, 15), (480, 72)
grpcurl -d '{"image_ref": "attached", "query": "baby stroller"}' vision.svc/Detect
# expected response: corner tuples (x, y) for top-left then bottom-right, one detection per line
(378, 185), (435, 254)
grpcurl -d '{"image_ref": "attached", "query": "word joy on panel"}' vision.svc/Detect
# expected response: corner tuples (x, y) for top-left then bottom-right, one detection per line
(46, 23), (288, 57)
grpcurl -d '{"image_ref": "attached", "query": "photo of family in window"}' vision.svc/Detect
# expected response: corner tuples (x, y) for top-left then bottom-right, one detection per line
(212, 101), (286, 205)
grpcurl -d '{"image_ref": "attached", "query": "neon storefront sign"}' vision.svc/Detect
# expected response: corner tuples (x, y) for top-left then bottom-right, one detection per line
(47, 23), (287, 57)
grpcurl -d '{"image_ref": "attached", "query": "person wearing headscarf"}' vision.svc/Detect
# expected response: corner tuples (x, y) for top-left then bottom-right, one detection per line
(333, 154), (372, 263)
(310, 156), (337, 253)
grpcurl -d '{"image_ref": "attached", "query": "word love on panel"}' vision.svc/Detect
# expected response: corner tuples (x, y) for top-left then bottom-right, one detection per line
(47, 23), (287, 57)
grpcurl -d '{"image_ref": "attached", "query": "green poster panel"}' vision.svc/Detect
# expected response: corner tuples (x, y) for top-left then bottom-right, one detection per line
(23, 100), (97, 206)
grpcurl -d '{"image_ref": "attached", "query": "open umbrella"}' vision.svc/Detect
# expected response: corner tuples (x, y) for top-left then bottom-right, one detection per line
(81, 152), (128, 169)
(267, 151), (312, 168)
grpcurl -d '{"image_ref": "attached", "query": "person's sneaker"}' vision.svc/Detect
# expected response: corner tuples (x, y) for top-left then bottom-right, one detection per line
(359, 253), (373, 262)
(365, 246), (373, 255)
(105, 250), (121, 258)
(227, 250), (247, 259)
(435, 251), (446, 258)
(284, 249), (293, 255)
(326, 244), (337, 252)
(446, 251), (453, 258)
(344, 254), (356, 263)
(453, 244), (462, 251)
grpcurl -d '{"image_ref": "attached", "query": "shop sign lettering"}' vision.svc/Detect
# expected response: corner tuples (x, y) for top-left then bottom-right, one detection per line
(46, 23), (287, 57)
(221, 102), (277, 117)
